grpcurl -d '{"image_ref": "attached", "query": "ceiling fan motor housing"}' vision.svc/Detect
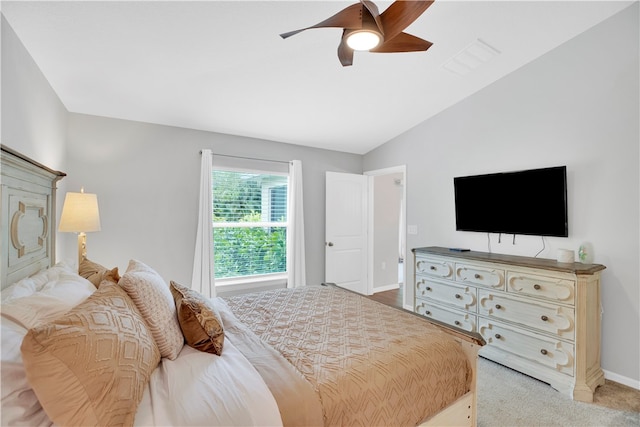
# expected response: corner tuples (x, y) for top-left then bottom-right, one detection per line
(346, 7), (384, 51)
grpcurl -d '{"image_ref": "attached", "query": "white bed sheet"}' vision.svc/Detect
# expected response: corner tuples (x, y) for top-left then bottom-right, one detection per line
(135, 341), (283, 427)
(1, 317), (52, 427)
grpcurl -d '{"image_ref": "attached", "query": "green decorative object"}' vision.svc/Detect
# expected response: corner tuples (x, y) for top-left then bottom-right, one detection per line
(578, 243), (593, 264)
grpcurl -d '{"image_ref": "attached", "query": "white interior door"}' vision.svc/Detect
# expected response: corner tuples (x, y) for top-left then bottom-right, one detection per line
(325, 172), (369, 295)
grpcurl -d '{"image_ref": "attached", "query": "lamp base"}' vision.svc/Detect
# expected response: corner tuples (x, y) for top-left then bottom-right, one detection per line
(77, 232), (87, 271)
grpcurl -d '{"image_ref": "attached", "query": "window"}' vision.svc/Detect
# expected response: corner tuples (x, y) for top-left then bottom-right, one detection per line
(212, 168), (288, 282)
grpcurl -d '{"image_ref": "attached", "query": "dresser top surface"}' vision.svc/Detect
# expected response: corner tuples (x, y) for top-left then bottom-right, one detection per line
(413, 246), (606, 275)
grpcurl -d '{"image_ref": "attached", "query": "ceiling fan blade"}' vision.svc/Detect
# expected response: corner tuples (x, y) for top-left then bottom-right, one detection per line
(378, 0), (435, 41)
(338, 32), (355, 67)
(359, 0), (383, 34)
(280, 3), (364, 39)
(371, 32), (433, 53)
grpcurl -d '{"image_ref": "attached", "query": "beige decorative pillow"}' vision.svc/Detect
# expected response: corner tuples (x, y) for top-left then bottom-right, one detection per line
(119, 259), (184, 360)
(103, 267), (120, 284)
(78, 258), (121, 288)
(170, 281), (224, 356)
(20, 282), (160, 427)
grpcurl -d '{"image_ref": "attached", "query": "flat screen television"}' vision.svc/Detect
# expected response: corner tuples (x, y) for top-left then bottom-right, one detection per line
(454, 166), (568, 237)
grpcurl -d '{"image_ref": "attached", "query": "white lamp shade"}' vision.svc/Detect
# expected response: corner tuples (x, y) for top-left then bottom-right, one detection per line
(58, 191), (101, 233)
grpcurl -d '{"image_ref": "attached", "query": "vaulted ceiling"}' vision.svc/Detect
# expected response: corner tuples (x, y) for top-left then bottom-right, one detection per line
(2, 1), (633, 154)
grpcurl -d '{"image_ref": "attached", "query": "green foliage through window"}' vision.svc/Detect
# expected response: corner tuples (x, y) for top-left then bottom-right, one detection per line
(212, 170), (288, 279)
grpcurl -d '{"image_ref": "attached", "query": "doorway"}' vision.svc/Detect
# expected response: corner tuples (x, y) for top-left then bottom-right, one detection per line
(365, 166), (407, 305)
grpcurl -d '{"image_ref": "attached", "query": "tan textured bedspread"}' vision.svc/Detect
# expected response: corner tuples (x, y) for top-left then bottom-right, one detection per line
(222, 286), (471, 427)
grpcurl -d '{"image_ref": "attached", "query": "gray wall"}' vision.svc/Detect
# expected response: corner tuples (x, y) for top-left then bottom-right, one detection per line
(373, 172), (403, 290)
(1, 17), (70, 258)
(63, 113), (362, 288)
(363, 4), (639, 386)
(1, 17), (68, 167)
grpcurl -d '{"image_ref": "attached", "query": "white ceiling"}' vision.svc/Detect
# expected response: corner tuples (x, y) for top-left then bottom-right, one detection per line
(1, 1), (633, 154)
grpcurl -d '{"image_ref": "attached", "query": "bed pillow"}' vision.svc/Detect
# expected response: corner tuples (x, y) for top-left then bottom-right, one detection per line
(119, 259), (184, 360)
(170, 281), (224, 356)
(1, 261), (78, 303)
(79, 258), (121, 288)
(1, 267), (96, 329)
(20, 282), (161, 427)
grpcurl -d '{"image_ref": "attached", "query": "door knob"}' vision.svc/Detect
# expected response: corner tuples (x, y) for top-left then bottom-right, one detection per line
(326, 242), (334, 247)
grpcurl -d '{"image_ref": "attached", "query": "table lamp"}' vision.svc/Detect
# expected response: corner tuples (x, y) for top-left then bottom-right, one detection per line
(58, 187), (101, 269)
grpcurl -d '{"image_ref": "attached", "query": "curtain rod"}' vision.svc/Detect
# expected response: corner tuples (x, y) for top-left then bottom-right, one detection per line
(200, 151), (290, 165)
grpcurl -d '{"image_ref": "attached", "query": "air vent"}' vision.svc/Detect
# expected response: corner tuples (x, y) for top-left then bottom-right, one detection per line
(442, 39), (500, 76)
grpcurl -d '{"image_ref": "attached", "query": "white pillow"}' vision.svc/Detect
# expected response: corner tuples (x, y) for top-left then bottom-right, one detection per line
(1, 261), (77, 303)
(1, 267), (96, 329)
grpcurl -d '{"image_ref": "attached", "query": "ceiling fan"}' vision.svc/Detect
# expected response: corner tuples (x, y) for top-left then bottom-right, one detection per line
(280, 0), (435, 67)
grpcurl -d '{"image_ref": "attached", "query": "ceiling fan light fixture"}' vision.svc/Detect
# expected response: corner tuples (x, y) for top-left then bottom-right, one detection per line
(346, 30), (382, 51)
(280, 0), (436, 65)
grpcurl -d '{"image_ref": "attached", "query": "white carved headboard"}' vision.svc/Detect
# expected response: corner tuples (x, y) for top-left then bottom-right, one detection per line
(1, 145), (66, 289)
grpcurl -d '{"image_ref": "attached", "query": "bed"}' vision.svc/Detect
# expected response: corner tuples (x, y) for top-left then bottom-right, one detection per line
(1, 145), (484, 427)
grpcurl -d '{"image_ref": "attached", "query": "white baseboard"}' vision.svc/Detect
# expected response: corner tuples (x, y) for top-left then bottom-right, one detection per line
(372, 283), (400, 293)
(603, 369), (640, 390)
(404, 304), (414, 311)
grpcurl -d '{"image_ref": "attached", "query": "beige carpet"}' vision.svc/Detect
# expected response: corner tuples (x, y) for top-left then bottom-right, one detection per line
(477, 357), (639, 427)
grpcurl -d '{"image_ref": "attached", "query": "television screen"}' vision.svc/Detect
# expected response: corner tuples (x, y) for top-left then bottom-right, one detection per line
(454, 166), (568, 237)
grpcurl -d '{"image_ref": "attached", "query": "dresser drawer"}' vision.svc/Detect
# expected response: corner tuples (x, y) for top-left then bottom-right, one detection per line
(416, 277), (476, 311)
(507, 272), (575, 305)
(479, 319), (574, 376)
(478, 290), (575, 340)
(416, 257), (454, 279)
(415, 300), (477, 332)
(455, 263), (505, 290)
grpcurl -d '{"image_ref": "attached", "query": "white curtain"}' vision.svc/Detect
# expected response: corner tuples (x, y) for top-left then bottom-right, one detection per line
(287, 160), (306, 288)
(192, 149), (215, 297)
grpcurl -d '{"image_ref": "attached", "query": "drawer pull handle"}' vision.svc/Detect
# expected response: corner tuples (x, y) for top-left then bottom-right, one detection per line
(533, 284), (541, 290)
(454, 320), (461, 326)
(430, 266), (437, 271)
(540, 349), (548, 355)
(474, 273), (481, 279)
(494, 334), (501, 339)
(455, 294), (462, 299)
(541, 315), (549, 322)
(426, 287), (432, 291)
(495, 304), (502, 310)
(425, 311), (432, 316)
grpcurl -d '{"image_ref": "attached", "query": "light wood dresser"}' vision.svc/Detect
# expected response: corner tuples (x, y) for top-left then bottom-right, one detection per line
(412, 246), (606, 402)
